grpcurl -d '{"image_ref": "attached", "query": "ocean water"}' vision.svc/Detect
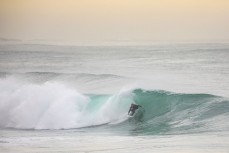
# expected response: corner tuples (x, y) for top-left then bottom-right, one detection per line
(0, 43), (229, 152)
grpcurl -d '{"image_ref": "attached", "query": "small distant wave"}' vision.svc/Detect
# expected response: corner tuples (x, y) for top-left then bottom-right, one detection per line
(0, 71), (124, 79)
(0, 72), (127, 85)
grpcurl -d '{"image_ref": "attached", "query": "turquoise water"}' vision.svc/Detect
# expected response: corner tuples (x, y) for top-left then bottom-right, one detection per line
(0, 43), (229, 152)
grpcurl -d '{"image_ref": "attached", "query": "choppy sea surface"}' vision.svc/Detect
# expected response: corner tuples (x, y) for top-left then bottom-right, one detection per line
(0, 43), (229, 153)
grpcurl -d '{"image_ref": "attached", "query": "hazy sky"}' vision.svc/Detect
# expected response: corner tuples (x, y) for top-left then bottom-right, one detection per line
(0, 0), (229, 44)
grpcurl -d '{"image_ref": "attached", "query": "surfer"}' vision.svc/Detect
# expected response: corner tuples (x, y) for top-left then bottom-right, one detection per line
(128, 103), (142, 116)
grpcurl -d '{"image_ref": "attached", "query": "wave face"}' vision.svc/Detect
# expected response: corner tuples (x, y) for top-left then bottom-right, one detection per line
(0, 78), (228, 135)
(124, 89), (229, 135)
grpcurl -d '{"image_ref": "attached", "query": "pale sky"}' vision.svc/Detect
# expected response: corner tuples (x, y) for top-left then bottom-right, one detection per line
(0, 0), (229, 44)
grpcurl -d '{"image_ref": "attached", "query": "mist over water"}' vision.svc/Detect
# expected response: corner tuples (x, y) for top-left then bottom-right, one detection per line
(0, 43), (229, 152)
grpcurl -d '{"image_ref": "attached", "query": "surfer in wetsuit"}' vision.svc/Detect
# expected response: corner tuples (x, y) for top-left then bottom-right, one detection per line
(128, 103), (142, 116)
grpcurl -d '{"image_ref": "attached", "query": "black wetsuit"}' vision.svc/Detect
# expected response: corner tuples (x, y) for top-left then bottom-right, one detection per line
(128, 104), (141, 116)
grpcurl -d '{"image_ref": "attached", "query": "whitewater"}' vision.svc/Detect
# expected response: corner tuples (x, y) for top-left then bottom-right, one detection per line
(0, 43), (229, 153)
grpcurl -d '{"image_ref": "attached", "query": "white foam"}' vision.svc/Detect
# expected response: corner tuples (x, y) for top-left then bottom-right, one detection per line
(0, 78), (91, 129)
(0, 77), (134, 129)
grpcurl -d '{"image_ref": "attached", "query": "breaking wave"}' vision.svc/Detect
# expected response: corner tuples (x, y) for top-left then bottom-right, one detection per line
(0, 77), (229, 135)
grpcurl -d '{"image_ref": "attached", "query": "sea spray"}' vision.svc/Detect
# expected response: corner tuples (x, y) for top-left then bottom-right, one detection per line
(0, 80), (89, 129)
(0, 78), (134, 129)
